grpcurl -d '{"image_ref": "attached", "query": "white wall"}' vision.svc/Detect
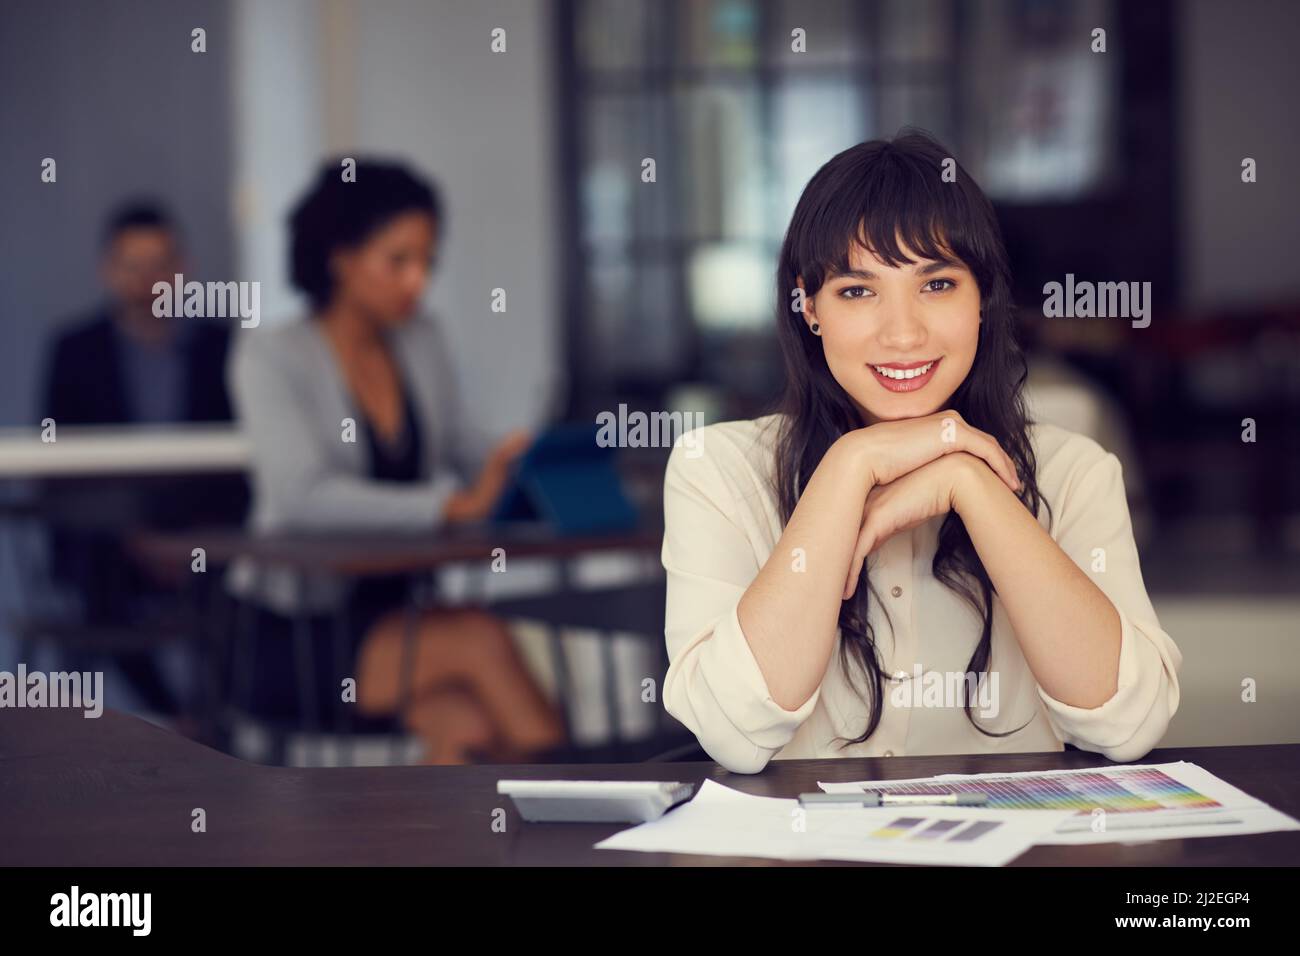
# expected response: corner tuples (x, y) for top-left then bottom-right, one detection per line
(352, 0), (562, 436)
(230, 0), (326, 326)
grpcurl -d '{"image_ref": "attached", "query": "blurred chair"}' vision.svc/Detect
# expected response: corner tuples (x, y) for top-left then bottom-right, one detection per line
(0, 495), (194, 718)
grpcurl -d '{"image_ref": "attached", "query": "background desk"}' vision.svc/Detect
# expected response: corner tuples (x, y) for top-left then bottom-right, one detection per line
(127, 524), (673, 756)
(0, 424), (248, 478)
(2, 707), (1297, 866)
(128, 523), (663, 576)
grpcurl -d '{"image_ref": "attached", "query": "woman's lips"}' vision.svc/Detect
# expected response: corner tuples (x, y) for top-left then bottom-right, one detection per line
(868, 357), (941, 393)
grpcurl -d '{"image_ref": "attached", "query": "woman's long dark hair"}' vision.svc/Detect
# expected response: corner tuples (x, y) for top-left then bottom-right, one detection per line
(771, 130), (1050, 746)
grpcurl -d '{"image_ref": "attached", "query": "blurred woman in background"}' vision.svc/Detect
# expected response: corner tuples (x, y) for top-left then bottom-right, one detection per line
(228, 158), (564, 764)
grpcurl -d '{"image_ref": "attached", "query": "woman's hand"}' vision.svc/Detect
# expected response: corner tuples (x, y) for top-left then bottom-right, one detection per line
(483, 429), (533, 477)
(839, 409), (1021, 492)
(842, 452), (983, 600)
(442, 429), (532, 523)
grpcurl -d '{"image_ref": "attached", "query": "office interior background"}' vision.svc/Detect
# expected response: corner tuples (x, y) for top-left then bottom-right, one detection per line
(0, 0), (1297, 764)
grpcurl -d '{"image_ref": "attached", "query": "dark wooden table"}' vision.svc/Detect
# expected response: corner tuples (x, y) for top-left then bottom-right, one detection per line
(3, 707), (1297, 866)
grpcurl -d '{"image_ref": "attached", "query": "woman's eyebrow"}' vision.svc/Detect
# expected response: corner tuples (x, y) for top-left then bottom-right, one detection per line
(830, 258), (961, 281)
(916, 258), (962, 276)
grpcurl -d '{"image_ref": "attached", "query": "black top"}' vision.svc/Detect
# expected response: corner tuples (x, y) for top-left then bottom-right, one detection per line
(360, 384), (423, 483)
(349, 380), (426, 633)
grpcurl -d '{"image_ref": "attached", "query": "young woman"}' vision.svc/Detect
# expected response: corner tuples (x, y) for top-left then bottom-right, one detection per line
(661, 132), (1181, 774)
(228, 159), (565, 764)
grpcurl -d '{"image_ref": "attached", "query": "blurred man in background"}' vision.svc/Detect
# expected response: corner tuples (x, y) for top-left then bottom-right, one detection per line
(43, 202), (232, 427)
(37, 200), (246, 718)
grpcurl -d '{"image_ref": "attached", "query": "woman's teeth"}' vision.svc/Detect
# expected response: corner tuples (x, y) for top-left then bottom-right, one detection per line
(872, 361), (935, 380)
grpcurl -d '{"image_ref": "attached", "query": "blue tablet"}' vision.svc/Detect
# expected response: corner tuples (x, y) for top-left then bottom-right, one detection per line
(490, 423), (640, 534)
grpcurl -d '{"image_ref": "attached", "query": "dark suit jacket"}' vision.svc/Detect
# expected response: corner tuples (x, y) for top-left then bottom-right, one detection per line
(42, 309), (234, 426)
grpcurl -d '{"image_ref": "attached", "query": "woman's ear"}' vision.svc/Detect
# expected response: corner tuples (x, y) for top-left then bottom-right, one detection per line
(796, 277), (820, 335)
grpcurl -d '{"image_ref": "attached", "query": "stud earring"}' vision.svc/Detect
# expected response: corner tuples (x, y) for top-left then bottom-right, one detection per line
(810, 322), (820, 334)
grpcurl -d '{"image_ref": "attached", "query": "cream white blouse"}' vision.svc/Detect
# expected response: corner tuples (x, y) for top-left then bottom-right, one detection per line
(661, 414), (1182, 774)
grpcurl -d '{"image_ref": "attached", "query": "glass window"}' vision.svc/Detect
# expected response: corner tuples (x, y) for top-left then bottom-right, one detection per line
(767, 0), (863, 68)
(961, 0), (1117, 200)
(576, 0), (650, 71)
(562, 0), (1077, 396)
(677, 86), (766, 241)
(688, 242), (774, 331)
(772, 80), (869, 225)
(679, 0), (760, 69)
(582, 92), (674, 242)
(618, 258), (685, 376)
(879, 82), (954, 144)
(880, 0), (953, 63)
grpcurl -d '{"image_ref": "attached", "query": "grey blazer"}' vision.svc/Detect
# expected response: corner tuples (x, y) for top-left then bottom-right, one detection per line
(225, 314), (481, 613)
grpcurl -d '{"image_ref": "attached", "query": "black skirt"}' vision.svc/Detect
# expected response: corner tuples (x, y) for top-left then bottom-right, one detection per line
(231, 574), (412, 724)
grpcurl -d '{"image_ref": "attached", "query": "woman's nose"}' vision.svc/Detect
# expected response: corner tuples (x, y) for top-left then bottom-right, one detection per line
(875, 301), (927, 350)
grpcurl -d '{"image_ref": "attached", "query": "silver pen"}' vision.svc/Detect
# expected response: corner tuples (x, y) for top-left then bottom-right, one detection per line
(798, 791), (989, 807)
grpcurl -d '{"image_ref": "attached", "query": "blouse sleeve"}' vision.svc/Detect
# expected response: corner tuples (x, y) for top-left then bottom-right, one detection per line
(1036, 449), (1182, 762)
(660, 434), (820, 774)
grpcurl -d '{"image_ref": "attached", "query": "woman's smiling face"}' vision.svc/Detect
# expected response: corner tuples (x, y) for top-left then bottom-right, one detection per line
(800, 241), (982, 425)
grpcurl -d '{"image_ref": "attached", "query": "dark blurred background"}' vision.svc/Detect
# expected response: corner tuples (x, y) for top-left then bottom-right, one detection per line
(1, 0), (1297, 762)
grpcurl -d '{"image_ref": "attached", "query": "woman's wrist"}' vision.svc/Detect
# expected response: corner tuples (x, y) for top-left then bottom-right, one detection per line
(441, 489), (475, 523)
(442, 484), (493, 523)
(950, 452), (1000, 516)
(828, 428), (882, 492)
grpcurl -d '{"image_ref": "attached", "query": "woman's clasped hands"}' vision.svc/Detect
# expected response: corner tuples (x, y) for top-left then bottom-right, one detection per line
(837, 410), (1023, 600)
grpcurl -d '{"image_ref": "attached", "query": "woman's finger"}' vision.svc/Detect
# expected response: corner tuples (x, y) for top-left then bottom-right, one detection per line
(843, 545), (865, 600)
(930, 413), (1017, 490)
(843, 525), (876, 600)
(843, 555), (859, 600)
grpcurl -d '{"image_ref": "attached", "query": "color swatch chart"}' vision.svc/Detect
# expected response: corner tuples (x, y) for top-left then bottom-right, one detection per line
(869, 817), (1002, 843)
(853, 767), (1222, 815)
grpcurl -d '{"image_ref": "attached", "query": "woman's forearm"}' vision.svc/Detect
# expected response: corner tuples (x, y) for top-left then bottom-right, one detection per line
(953, 460), (1121, 707)
(737, 433), (876, 711)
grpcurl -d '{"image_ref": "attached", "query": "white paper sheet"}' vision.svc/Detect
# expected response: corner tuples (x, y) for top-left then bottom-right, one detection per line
(817, 761), (1300, 846)
(595, 779), (1075, 866)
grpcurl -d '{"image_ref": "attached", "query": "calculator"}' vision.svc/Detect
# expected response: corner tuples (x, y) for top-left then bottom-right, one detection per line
(497, 780), (697, 823)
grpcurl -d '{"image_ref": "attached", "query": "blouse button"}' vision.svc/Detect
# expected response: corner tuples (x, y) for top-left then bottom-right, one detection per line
(890, 585), (903, 598)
